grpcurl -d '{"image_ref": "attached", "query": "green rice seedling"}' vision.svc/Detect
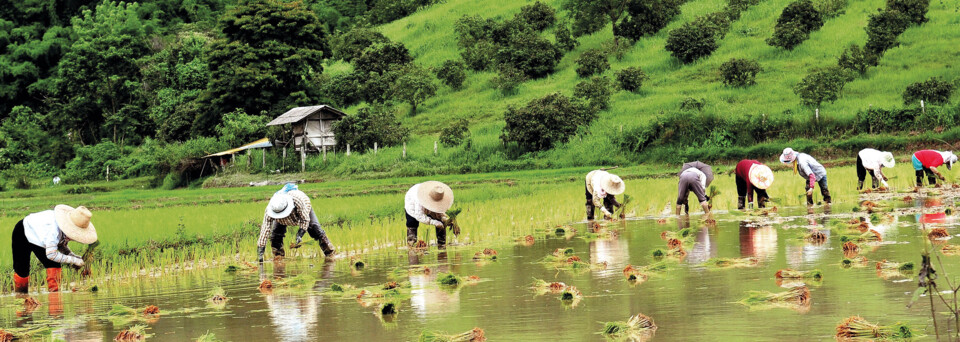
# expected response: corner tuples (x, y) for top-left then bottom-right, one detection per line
(0, 326), (51, 340)
(209, 287), (229, 302)
(472, 248), (498, 261)
(418, 327), (486, 341)
(114, 324), (150, 341)
(841, 256), (869, 269)
(600, 313), (657, 340)
(941, 245), (960, 256)
(775, 269), (823, 280)
(195, 331), (222, 342)
(704, 257), (759, 268)
(531, 278), (567, 295)
(738, 286), (811, 312)
(615, 194), (633, 219)
(560, 286), (583, 307)
(444, 208), (463, 237)
(876, 260), (914, 272)
(835, 316), (914, 339)
(437, 273), (462, 287)
(272, 273), (317, 293)
(380, 300), (399, 316)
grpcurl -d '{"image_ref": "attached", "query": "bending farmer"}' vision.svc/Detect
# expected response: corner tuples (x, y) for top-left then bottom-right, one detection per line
(735, 160), (774, 210)
(405, 181), (454, 249)
(677, 161), (714, 215)
(257, 184), (335, 263)
(780, 148), (830, 205)
(12, 205), (98, 293)
(857, 148), (895, 190)
(584, 169), (626, 220)
(912, 149), (957, 186)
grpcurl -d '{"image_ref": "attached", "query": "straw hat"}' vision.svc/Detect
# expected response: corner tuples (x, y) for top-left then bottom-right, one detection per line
(880, 152), (896, 169)
(779, 148), (797, 164)
(946, 152), (957, 170)
(599, 173), (626, 195)
(266, 192), (295, 219)
(54, 205), (97, 244)
(748, 164), (775, 190)
(417, 181), (454, 213)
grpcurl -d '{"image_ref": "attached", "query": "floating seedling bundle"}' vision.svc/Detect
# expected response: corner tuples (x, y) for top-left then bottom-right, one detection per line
(704, 257), (759, 268)
(842, 241), (861, 258)
(517, 235), (535, 246)
(258, 279), (273, 291)
(841, 256), (869, 268)
(622, 262), (668, 284)
(600, 313), (657, 341)
(531, 278), (567, 295)
(472, 248), (498, 261)
(876, 259), (914, 280)
(835, 316), (913, 340)
(351, 256), (366, 270)
(941, 244), (960, 256)
(114, 325), (149, 341)
(106, 304), (163, 326)
(775, 269), (822, 280)
(660, 228), (696, 241)
(418, 327), (486, 342)
(142, 305), (159, 315)
(805, 230), (827, 244)
(839, 229), (883, 243)
(928, 227), (950, 241)
(738, 286), (811, 312)
(436, 273), (480, 287)
(0, 326), (50, 341)
(209, 287), (229, 303)
(560, 286), (583, 306)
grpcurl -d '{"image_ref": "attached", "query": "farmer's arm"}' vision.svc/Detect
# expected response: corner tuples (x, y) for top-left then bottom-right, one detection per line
(876, 168), (889, 187)
(257, 211), (274, 262)
(932, 167), (945, 180)
(407, 198), (443, 228)
(45, 241), (82, 267)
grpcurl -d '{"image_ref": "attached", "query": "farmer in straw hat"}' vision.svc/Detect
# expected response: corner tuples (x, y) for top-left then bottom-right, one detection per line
(780, 148), (830, 205)
(11, 205), (98, 293)
(912, 149), (957, 187)
(257, 184), (335, 263)
(857, 148), (895, 190)
(676, 161), (714, 215)
(735, 159), (774, 210)
(405, 181), (455, 249)
(584, 169), (626, 220)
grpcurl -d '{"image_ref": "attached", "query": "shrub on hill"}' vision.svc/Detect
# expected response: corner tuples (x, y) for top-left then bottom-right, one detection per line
(574, 76), (613, 111)
(665, 20), (719, 63)
(495, 31), (562, 78)
(767, 0), (824, 50)
(864, 9), (912, 54)
(514, 1), (556, 31)
(615, 67), (649, 93)
(454, 4), (563, 78)
(719, 58), (762, 87)
(387, 64), (437, 115)
(613, 0), (683, 41)
(886, 0), (930, 24)
(576, 49), (609, 77)
(440, 119), (471, 147)
(355, 42), (413, 75)
(491, 65), (528, 95)
(903, 77), (955, 105)
(435, 60), (468, 90)
(793, 66), (851, 107)
(500, 93), (595, 152)
(837, 44), (876, 76)
(331, 27), (390, 62)
(554, 25), (580, 52)
(332, 105), (410, 153)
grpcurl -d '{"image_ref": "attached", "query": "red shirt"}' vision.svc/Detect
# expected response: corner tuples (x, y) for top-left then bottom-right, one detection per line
(915, 150), (944, 168)
(735, 160), (762, 201)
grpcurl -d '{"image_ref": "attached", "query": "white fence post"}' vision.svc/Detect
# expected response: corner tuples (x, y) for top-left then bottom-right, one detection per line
(402, 142), (406, 158)
(374, 142), (378, 154)
(346, 144), (351, 156)
(434, 141), (438, 155)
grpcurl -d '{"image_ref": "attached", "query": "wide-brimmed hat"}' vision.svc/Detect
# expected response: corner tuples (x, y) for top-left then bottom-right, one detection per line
(266, 192), (295, 219)
(54, 205), (97, 244)
(599, 173), (626, 195)
(418, 181), (454, 213)
(946, 152), (957, 170)
(881, 152), (896, 169)
(748, 164), (775, 190)
(779, 148), (797, 164)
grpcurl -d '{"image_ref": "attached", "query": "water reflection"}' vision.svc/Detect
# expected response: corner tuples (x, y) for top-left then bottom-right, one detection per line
(409, 251), (460, 317)
(685, 218), (716, 264)
(739, 221), (777, 260)
(589, 238), (630, 268)
(258, 261), (332, 342)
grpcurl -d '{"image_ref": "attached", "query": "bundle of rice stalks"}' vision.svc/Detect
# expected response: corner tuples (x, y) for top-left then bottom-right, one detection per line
(651, 247), (687, 260)
(841, 256), (869, 268)
(839, 230), (883, 243)
(600, 313), (658, 341)
(531, 278), (567, 295)
(805, 230), (827, 244)
(554, 226), (573, 235)
(351, 256), (366, 270)
(560, 286), (582, 302)
(660, 228), (696, 241)
(0, 326), (51, 341)
(667, 238), (683, 250)
(209, 287), (229, 303)
(704, 257), (759, 268)
(842, 241), (861, 258)
(775, 269), (823, 280)
(142, 305), (160, 315)
(941, 244), (960, 256)
(928, 228), (950, 240)
(383, 281), (399, 290)
(903, 196), (914, 202)
(22, 296), (40, 308)
(437, 273), (462, 287)
(258, 279), (273, 291)
(738, 286), (811, 311)
(224, 261), (256, 273)
(418, 327), (486, 342)
(114, 325), (148, 341)
(108, 304), (139, 317)
(195, 332), (222, 342)
(0, 330), (11, 342)
(272, 273), (317, 291)
(380, 301), (399, 316)
(553, 248), (575, 259)
(860, 201), (885, 213)
(413, 240), (428, 249)
(616, 194), (633, 219)
(472, 249), (498, 261)
(876, 260), (914, 272)
(443, 208), (463, 237)
(835, 316), (913, 339)
(518, 235), (535, 246)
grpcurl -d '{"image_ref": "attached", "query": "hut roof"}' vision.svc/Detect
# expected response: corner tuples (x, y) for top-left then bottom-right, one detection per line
(267, 105), (346, 126)
(204, 138), (273, 158)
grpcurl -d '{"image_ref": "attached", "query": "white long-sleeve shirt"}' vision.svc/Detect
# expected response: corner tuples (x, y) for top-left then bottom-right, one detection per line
(405, 184), (443, 227)
(23, 210), (83, 266)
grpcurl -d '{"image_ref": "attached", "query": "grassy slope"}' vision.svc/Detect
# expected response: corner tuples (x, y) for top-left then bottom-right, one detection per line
(329, 0), (960, 170)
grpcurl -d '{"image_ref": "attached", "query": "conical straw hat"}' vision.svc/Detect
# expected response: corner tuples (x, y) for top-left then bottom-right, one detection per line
(749, 164), (774, 189)
(601, 173), (626, 195)
(54, 205), (97, 244)
(417, 181), (454, 213)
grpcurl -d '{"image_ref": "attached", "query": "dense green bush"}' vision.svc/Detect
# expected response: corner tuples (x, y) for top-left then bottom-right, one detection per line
(554, 25), (580, 52)
(665, 21), (719, 63)
(323, 72), (366, 107)
(215, 109), (269, 147)
(63, 142), (125, 181)
(903, 77), (955, 105)
(367, 0), (438, 25)
(886, 0), (930, 24)
(435, 60), (468, 90)
(454, 11), (561, 77)
(865, 9), (911, 54)
(491, 65), (528, 95)
(387, 64), (437, 114)
(574, 76), (613, 111)
(837, 44), (876, 76)
(794, 66), (851, 107)
(440, 119), (471, 147)
(496, 31), (563, 78)
(815, 0), (848, 18)
(719, 58), (762, 87)
(614, 0), (682, 40)
(355, 42), (413, 75)
(767, 0), (824, 50)
(575, 49), (609, 77)
(332, 106), (410, 153)
(854, 106), (960, 133)
(615, 67), (649, 92)
(680, 97), (706, 111)
(501, 93), (595, 152)
(330, 27), (390, 62)
(514, 1), (556, 31)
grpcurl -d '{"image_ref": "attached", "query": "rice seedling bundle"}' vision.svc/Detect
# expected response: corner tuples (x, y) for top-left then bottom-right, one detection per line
(876, 260), (914, 272)
(443, 208), (463, 237)
(600, 313), (658, 340)
(667, 238), (683, 250)
(805, 230), (827, 244)
(108, 304), (139, 317)
(841, 256), (869, 268)
(518, 235), (535, 246)
(22, 296), (40, 308)
(258, 279), (273, 291)
(351, 256), (366, 270)
(651, 248), (686, 259)
(531, 278), (567, 295)
(705, 257), (759, 268)
(560, 286), (582, 301)
(660, 228), (696, 240)
(472, 248), (498, 260)
(738, 286), (811, 308)
(941, 244), (960, 256)
(437, 273), (462, 286)
(380, 301), (399, 315)
(209, 287), (229, 302)
(928, 228), (950, 240)
(835, 316), (913, 339)
(840, 230), (883, 243)
(142, 305), (159, 315)
(114, 324), (148, 341)
(195, 332), (222, 342)
(775, 269), (823, 280)
(383, 281), (399, 290)
(418, 327), (486, 342)
(0, 326), (50, 341)
(842, 241), (860, 257)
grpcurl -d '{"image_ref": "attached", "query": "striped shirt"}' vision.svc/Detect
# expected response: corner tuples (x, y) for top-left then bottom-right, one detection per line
(257, 190), (313, 248)
(23, 210), (83, 266)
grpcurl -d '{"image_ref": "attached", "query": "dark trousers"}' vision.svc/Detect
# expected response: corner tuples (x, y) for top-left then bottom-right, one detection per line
(916, 169), (937, 186)
(735, 176), (768, 208)
(585, 186), (615, 220)
(805, 176), (831, 204)
(270, 210), (330, 256)
(12, 220), (60, 278)
(856, 155), (881, 189)
(405, 211), (446, 247)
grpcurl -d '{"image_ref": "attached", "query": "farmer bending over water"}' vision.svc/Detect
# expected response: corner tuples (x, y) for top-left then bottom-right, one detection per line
(584, 169), (625, 220)
(735, 160), (773, 210)
(780, 148), (830, 205)
(912, 149), (957, 187)
(257, 184), (335, 263)
(12, 205), (98, 293)
(857, 148), (895, 190)
(676, 161), (714, 216)
(405, 181), (454, 249)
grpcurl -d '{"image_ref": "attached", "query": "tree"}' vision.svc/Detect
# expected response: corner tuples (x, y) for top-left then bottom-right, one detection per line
(903, 77), (954, 105)
(440, 119), (470, 147)
(435, 60), (468, 90)
(615, 67), (649, 92)
(490, 65), (527, 95)
(719, 58), (762, 87)
(139, 33), (211, 142)
(563, 0), (630, 37)
(514, 1), (556, 31)
(886, 0), (930, 24)
(355, 41), (413, 75)
(573, 76), (613, 111)
(388, 64), (437, 115)
(330, 27), (390, 62)
(203, 0), (328, 132)
(496, 30), (562, 78)
(215, 109), (269, 147)
(501, 93), (595, 152)
(576, 49), (610, 77)
(864, 9), (911, 54)
(332, 105), (409, 152)
(665, 21), (719, 63)
(767, 0), (823, 50)
(554, 25), (580, 52)
(793, 66), (850, 107)
(613, 0), (682, 41)
(837, 44), (876, 76)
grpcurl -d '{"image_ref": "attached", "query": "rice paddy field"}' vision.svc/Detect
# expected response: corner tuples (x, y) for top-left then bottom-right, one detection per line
(2, 162), (960, 340)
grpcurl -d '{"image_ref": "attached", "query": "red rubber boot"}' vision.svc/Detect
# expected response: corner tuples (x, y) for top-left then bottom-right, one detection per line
(13, 273), (29, 293)
(45, 268), (61, 292)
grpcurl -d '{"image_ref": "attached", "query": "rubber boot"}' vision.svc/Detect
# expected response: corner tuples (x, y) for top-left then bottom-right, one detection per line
(871, 176), (880, 189)
(806, 193), (814, 206)
(758, 196), (768, 209)
(857, 180), (864, 191)
(916, 170), (925, 187)
(45, 268), (61, 292)
(822, 189), (832, 204)
(585, 204), (594, 221)
(406, 226), (418, 246)
(272, 247), (285, 258)
(737, 196), (746, 210)
(930, 176), (938, 186)
(318, 233), (336, 257)
(13, 274), (29, 294)
(435, 226), (447, 250)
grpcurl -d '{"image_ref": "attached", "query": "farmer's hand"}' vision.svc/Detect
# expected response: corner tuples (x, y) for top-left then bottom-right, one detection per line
(81, 267), (91, 277)
(295, 235), (303, 246)
(433, 221), (445, 229)
(806, 189), (813, 196)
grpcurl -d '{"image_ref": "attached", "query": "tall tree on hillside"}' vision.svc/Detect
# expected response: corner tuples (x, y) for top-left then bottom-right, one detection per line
(201, 0), (329, 134)
(563, 0), (630, 38)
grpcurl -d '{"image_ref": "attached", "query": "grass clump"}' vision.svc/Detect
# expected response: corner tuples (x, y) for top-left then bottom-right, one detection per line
(195, 332), (222, 342)
(114, 324), (149, 341)
(531, 278), (567, 295)
(738, 286), (811, 311)
(600, 313), (657, 340)
(835, 316), (914, 339)
(775, 269), (823, 280)
(704, 257), (759, 268)
(418, 327), (486, 342)
(437, 273), (462, 286)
